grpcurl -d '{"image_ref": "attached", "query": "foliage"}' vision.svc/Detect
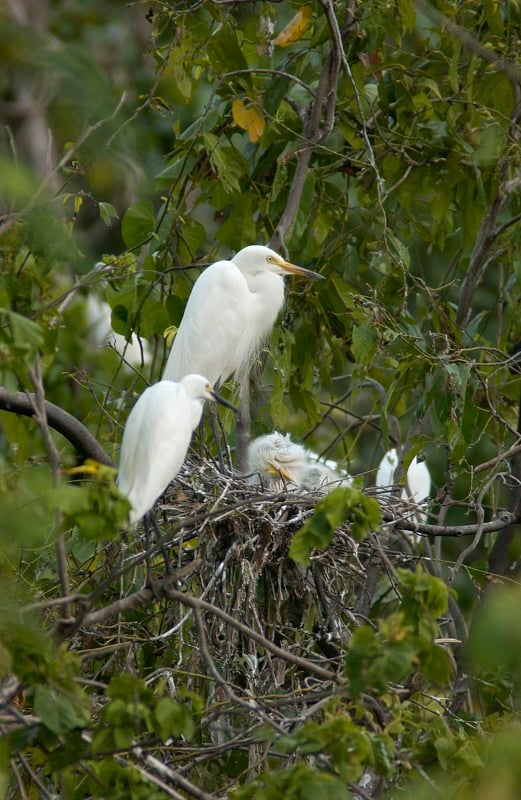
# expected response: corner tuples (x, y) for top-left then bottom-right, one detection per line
(1, 0), (521, 797)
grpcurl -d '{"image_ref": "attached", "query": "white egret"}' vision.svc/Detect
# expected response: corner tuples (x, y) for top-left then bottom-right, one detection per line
(117, 374), (237, 524)
(163, 245), (323, 386)
(86, 295), (151, 369)
(248, 432), (352, 493)
(376, 447), (431, 524)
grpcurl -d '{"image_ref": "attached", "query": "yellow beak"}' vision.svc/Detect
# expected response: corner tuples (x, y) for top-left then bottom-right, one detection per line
(274, 256), (323, 280)
(266, 463), (295, 482)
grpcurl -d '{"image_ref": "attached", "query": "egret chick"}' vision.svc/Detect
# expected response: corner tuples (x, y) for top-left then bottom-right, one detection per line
(117, 374), (237, 524)
(248, 432), (351, 493)
(298, 459), (353, 493)
(247, 432), (308, 491)
(163, 245), (323, 386)
(376, 448), (431, 523)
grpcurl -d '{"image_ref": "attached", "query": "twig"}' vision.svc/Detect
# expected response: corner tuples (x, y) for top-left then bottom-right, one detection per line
(132, 747), (216, 800)
(474, 439), (521, 473)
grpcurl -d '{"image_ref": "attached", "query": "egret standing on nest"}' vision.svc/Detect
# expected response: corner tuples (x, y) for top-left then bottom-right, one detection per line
(163, 246), (323, 386)
(117, 374), (237, 525)
(248, 432), (352, 493)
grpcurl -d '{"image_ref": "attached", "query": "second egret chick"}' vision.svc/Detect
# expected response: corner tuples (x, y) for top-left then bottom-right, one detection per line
(118, 374), (237, 525)
(248, 432), (351, 493)
(376, 448), (431, 524)
(298, 458), (353, 493)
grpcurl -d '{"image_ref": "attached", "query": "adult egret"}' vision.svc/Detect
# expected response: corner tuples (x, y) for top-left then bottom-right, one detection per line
(376, 447), (431, 524)
(117, 374), (237, 524)
(86, 295), (151, 369)
(248, 432), (352, 493)
(163, 245), (323, 386)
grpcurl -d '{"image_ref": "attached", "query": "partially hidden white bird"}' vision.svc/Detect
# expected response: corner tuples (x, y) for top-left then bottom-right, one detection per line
(117, 374), (237, 525)
(85, 295), (152, 369)
(247, 432), (352, 493)
(162, 245), (323, 386)
(376, 448), (431, 523)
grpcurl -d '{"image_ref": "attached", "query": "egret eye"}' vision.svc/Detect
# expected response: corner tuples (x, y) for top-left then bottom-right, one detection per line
(266, 256), (273, 263)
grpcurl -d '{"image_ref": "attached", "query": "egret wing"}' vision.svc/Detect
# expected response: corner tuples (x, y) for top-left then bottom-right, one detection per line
(117, 382), (193, 523)
(163, 261), (250, 384)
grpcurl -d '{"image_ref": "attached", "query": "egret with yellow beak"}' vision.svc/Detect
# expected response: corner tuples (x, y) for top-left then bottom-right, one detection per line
(163, 245), (323, 386)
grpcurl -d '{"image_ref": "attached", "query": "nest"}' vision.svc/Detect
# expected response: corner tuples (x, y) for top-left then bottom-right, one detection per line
(100, 452), (424, 696)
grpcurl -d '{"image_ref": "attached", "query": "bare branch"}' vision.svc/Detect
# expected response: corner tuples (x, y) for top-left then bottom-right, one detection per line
(381, 509), (515, 537)
(270, 4), (342, 253)
(0, 388), (114, 466)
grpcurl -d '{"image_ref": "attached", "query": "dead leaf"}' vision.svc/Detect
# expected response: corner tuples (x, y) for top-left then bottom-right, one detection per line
(274, 6), (312, 47)
(232, 99), (265, 143)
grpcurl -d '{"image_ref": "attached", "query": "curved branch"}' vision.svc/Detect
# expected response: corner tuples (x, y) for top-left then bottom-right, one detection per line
(0, 388), (114, 467)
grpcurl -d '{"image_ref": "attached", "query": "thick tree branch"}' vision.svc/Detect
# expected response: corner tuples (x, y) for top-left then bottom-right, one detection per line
(0, 388), (114, 466)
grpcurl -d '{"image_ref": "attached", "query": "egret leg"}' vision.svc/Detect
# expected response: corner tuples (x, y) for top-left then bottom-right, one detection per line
(236, 375), (251, 472)
(208, 402), (227, 471)
(143, 510), (173, 585)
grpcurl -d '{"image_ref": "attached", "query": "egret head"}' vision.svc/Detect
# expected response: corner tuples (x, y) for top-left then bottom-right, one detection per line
(180, 374), (238, 412)
(232, 245), (323, 280)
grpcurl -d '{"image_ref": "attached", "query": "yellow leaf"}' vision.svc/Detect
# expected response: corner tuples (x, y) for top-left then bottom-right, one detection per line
(163, 325), (178, 347)
(274, 6), (312, 47)
(64, 460), (110, 478)
(232, 99), (265, 143)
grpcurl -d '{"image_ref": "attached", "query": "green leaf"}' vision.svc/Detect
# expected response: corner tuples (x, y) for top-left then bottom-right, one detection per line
(121, 200), (155, 249)
(203, 136), (247, 194)
(34, 686), (89, 734)
(46, 484), (90, 516)
(290, 487), (380, 566)
(98, 201), (119, 225)
(154, 698), (195, 741)
(0, 641), (13, 678)
(5, 310), (44, 352)
(215, 195), (256, 250)
(397, 0), (416, 32)
(352, 318), (378, 366)
(207, 26), (249, 79)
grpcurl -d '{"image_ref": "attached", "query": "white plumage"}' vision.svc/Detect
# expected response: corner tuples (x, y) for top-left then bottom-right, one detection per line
(247, 432), (352, 493)
(376, 447), (431, 522)
(117, 374), (235, 524)
(163, 245), (322, 386)
(85, 295), (151, 368)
